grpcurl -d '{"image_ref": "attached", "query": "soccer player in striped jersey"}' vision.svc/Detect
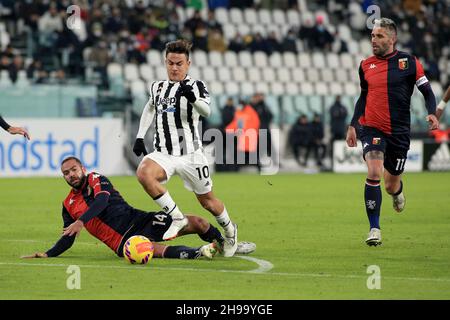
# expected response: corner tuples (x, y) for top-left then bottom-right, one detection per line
(346, 18), (439, 246)
(132, 40), (238, 257)
(0, 115), (30, 139)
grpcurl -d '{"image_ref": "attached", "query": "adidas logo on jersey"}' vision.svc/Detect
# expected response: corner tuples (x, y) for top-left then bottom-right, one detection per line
(428, 143), (450, 171)
(369, 64), (377, 69)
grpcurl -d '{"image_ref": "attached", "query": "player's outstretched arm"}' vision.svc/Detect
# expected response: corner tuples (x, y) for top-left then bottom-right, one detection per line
(8, 126), (30, 140)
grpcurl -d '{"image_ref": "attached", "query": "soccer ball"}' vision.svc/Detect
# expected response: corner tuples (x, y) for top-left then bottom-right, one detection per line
(123, 235), (154, 264)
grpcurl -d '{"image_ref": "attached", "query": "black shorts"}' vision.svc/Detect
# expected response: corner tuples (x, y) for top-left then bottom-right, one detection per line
(117, 211), (172, 257)
(359, 126), (410, 176)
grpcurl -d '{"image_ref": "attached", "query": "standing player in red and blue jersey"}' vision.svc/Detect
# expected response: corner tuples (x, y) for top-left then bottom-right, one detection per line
(21, 156), (223, 260)
(346, 18), (439, 246)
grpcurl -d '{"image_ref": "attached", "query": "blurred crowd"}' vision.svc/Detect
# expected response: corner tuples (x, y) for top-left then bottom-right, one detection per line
(0, 0), (448, 86)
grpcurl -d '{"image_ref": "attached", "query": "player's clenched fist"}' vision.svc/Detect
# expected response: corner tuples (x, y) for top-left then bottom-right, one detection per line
(178, 80), (196, 103)
(133, 138), (148, 156)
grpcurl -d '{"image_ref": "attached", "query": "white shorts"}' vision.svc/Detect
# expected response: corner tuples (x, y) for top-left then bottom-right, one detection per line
(144, 148), (213, 195)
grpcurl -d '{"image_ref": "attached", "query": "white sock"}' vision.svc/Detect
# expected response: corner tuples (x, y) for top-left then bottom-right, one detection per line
(154, 192), (183, 219)
(215, 207), (234, 236)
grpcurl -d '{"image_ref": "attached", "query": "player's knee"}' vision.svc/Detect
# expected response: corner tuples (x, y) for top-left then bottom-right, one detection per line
(136, 163), (158, 185)
(384, 180), (398, 194)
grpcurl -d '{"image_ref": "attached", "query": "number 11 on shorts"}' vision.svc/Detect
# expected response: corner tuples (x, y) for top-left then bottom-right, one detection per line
(395, 158), (406, 171)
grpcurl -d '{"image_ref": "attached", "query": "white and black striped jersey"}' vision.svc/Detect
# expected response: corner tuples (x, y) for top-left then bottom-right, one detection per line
(136, 75), (211, 156)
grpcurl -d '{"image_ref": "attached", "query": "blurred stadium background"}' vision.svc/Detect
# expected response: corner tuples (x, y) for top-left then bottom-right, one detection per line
(0, 0), (449, 176)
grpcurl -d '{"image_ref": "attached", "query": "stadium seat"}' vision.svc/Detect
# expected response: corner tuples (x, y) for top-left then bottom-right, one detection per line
(156, 66), (167, 80)
(244, 8), (258, 25)
(202, 66), (217, 82)
(340, 53), (354, 70)
(238, 51), (253, 67)
(347, 40), (360, 55)
(335, 69), (349, 83)
(255, 81), (269, 94)
(272, 9), (286, 26)
(189, 66), (201, 80)
(235, 22), (251, 37)
(15, 70), (30, 87)
(329, 83), (343, 95)
(254, 51), (269, 68)
(225, 81), (239, 95)
(286, 9), (301, 26)
(360, 39), (372, 57)
(312, 52), (326, 69)
(139, 64), (154, 82)
(107, 63), (123, 79)
(258, 9), (272, 25)
(222, 23), (236, 41)
(124, 63), (139, 81)
(240, 81), (254, 96)
(337, 23), (352, 42)
(306, 68), (320, 82)
(147, 49), (163, 66)
(430, 81), (443, 97)
(309, 95), (324, 115)
(216, 66), (232, 82)
(282, 52), (298, 68)
(247, 67), (262, 82)
(215, 7), (229, 25)
(348, 69), (360, 83)
(270, 82), (285, 95)
(268, 52), (283, 68)
(232, 66), (247, 82)
(229, 8), (244, 25)
(281, 96), (298, 124)
(262, 67), (276, 82)
(251, 24), (267, 37)
(344, 82), (359, 96)
(209, 81), (224, 95)
(224, 51), (238, 67)
(193, 50), (208, 65)
(208, 51), (223, 67)
(320, 69), (335, 83)
(326, 53), (340, 69)
(285, 82), (299, 95)
(299, 82), (314, 95)
(298, 52), (312, 68)
(130, 79), (146, 98)
(315, 83), (329, 95)
(276, 67), (292, 83)
(293, 96), (310, 116)
(290, 67), (305, 83)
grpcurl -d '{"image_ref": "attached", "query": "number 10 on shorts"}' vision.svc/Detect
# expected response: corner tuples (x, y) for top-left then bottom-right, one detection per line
(196, 166), (210, 180)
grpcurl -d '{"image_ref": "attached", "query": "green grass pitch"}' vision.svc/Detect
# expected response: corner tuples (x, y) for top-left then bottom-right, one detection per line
(0, 172), (449, 299)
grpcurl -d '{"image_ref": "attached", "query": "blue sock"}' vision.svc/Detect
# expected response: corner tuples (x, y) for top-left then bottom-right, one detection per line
(163, 246), (201, 259)
(365, 178), (382, 229)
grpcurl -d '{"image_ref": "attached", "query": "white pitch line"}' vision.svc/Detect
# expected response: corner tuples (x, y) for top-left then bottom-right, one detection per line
(0, 262), (449, 283)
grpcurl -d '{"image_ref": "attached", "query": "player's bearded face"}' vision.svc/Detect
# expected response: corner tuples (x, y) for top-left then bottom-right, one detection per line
(371, 27), (395, 57)
(166, 53), (190, 82)
(62, 160), (87, 189)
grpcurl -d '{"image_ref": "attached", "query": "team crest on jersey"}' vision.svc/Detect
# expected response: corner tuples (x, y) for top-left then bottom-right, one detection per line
(372, 137), (381, 145)
(398, 58), (408, 70)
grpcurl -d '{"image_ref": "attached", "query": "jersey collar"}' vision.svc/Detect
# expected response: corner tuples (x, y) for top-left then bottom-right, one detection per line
(168, 75), (191, 84)
(376, 49), (398, 60)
